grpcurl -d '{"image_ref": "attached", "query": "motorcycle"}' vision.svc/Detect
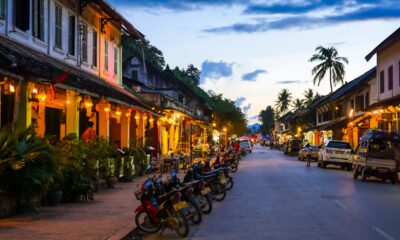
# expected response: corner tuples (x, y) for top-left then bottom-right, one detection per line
(134, 174), (189, 237)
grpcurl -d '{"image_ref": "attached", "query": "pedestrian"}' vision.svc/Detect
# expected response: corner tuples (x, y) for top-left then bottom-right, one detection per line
(81, 121), (96, 143)
(305, 143), (312, 167)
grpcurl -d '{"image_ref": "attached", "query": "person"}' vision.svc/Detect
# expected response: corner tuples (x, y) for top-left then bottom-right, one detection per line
(81, 121), (96, 143)
(234, 141), (240, 153)
(305, 143), (312, 167)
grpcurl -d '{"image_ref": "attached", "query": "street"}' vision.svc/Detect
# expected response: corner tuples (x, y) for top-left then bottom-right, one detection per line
(143, 144), (400, 240)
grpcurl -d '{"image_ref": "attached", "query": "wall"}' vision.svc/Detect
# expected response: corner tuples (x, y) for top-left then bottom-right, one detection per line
(377, 40), (400, 102)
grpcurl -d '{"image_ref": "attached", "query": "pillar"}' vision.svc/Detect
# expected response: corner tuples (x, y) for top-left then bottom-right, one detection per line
(66, 90), (80, 136)
(136, 111), (144, 146)
(120, 109), (130, 148)
(97, 101), (110, 138)
(17, 81), (30, 128)
(161, 124), (168, 154)
(174, 124), (180, 151)
(169, 124), (174, 152)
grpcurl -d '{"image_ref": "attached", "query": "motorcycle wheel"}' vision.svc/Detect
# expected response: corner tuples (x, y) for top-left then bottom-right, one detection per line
(198, 195), (212, 214)
(212, 182), (226, 201)
(224, 177), (234, 191)
(135, 210), (161, 234)
(186, 196), (202, 224)
(230, 163), (238, 173)
(172, 209), (189, 237)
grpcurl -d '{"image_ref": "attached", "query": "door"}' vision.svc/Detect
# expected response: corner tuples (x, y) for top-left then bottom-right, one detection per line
(45, 107), (63, 139)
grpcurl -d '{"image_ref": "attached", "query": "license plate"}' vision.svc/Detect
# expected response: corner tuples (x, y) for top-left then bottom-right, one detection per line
(201, 187), (211, 195)
(173, 201), (188, 211)
(220, 178), (228, 184)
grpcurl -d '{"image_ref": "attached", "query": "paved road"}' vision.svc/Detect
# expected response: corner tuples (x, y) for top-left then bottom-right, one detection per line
(143, 145), (400, 240)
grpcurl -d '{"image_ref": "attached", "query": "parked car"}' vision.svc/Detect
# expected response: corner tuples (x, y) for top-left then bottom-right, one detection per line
(284, 139), (303, 155)
(353, 130), (399, 184)
(318, 140), (353, 170)
(298, 145), (320, 161)
(240, 140), (252, 153)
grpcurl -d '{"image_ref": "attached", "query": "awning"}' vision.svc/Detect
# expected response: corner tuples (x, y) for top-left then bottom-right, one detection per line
(0, 35), (157, 114)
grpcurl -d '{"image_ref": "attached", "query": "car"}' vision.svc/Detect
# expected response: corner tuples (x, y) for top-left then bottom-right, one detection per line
(240, 140), (252, 153)
(318, 140), (353, 170)
(283, 139), (303, 155)
(298, 145), (320, 161)
(353, 130), (399, 184)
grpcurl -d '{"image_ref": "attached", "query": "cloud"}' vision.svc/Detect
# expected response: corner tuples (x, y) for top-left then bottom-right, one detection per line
(242, 103), (251, 114)
(235, 97), (246, 107)
(200, 60), (233, 84)
(109, 0), (250, 10)
(242, 69), (267, 81)
(205, 2), (400, 34)
(276, 80), (310, 84)
(248, 115), (259, 120)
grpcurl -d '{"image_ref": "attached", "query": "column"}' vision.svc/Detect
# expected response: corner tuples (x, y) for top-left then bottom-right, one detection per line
(97, 101), (110, 138)
(66, 90), (80, 136)
(136, 111), (144, 146)
(161, 125), (168, 154)
(169, 124), (174, 152)
(120, 109), (130, 148)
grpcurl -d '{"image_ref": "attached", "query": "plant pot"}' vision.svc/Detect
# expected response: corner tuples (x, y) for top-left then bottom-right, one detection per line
(47, 190), (63, 206)
(0, 195), (16, 218)
(105, 176), (118, 188)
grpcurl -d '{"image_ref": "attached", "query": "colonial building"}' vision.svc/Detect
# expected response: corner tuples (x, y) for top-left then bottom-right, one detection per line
(123, 55), (213, 155)
(0, 0), (156, 148)
(366, 26), (400, 132)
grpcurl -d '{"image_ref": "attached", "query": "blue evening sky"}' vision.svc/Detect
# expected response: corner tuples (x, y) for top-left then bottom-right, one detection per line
(109, 0), (400, 123)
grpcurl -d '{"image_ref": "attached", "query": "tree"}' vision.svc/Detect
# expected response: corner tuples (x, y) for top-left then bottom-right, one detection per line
(303, 88), (316, 107)
(292, 98), (304, 110)
(123, 39), (165, 71)
(309, 46), (348, 92)
(275, 89), (292, 114)
(258, 106), (275, 135)
(185, 64), (201, 85)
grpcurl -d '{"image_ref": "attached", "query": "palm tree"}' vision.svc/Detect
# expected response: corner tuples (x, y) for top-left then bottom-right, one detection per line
(303, 88), (315, 107)
(292, 98), (304, 110)
(275, 89), (292, 114)
(309, 46), (349, 92)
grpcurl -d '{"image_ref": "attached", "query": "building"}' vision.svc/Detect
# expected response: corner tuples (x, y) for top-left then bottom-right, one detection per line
(123, 55), (213, 155)
(0, 0), (156, 148)
(366, 26), (400, 132)
(310, 68), (376, 147)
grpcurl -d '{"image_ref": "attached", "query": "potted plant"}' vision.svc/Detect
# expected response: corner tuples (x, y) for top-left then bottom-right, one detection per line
(0, 124), (57, 214)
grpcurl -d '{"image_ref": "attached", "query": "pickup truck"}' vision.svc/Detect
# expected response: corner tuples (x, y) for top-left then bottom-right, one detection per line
(353, 130), (399, 184)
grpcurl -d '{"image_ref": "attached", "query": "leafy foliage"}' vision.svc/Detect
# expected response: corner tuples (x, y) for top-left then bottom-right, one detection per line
(123, 39), (166, 71)
(292, 98), (304, 110)
(275, 88), (292, 114)
(0, 123), (57, 211)
(258, 106), (275, 135)
(309, 46), (349, 92)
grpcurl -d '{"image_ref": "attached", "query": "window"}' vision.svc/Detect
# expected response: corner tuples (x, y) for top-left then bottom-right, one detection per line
(104, 39), (108, 70)
(380, 70), (385, 93)
(114, 46), (118, 75)
(54, 5), (62, 49)
(32, 0), (44, 40)
(80, 24), (88, 63)
(365, 92), (370, 108)
(15, 0), (30, 31)
(68, 15), (75, 55)
(0, 0), (6, 19)
(92, 31), (97, 67)
(388, 65), (393, 90)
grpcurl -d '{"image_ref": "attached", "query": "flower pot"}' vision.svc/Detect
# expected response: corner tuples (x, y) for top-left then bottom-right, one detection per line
(105, 176), (118, 188)
(47, 190), (63, 206)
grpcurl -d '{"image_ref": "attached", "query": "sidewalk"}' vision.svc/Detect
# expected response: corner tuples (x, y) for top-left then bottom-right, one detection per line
(0, 177), (145, 240)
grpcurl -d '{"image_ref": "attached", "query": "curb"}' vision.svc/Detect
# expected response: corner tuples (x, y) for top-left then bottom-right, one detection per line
(107, 223), (135, 240)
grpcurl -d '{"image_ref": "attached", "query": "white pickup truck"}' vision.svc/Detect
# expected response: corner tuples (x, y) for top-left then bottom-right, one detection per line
(353, 130), (399, 184)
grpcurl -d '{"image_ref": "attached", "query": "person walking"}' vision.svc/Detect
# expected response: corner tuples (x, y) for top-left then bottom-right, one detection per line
(305, 143), (312, 167)
(81, 121), (96, 143)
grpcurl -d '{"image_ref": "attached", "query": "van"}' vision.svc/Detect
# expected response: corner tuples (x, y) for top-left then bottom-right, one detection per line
(353, 130), (399, 184)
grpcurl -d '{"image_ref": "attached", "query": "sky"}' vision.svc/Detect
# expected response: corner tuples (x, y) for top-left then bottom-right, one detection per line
(109, 0), (400, 124)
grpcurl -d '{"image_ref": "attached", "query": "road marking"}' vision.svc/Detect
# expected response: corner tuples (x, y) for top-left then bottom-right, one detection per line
(313, 185), (321, 191)
(373, 227), (395, 240)
(334, 200), (348, 210)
